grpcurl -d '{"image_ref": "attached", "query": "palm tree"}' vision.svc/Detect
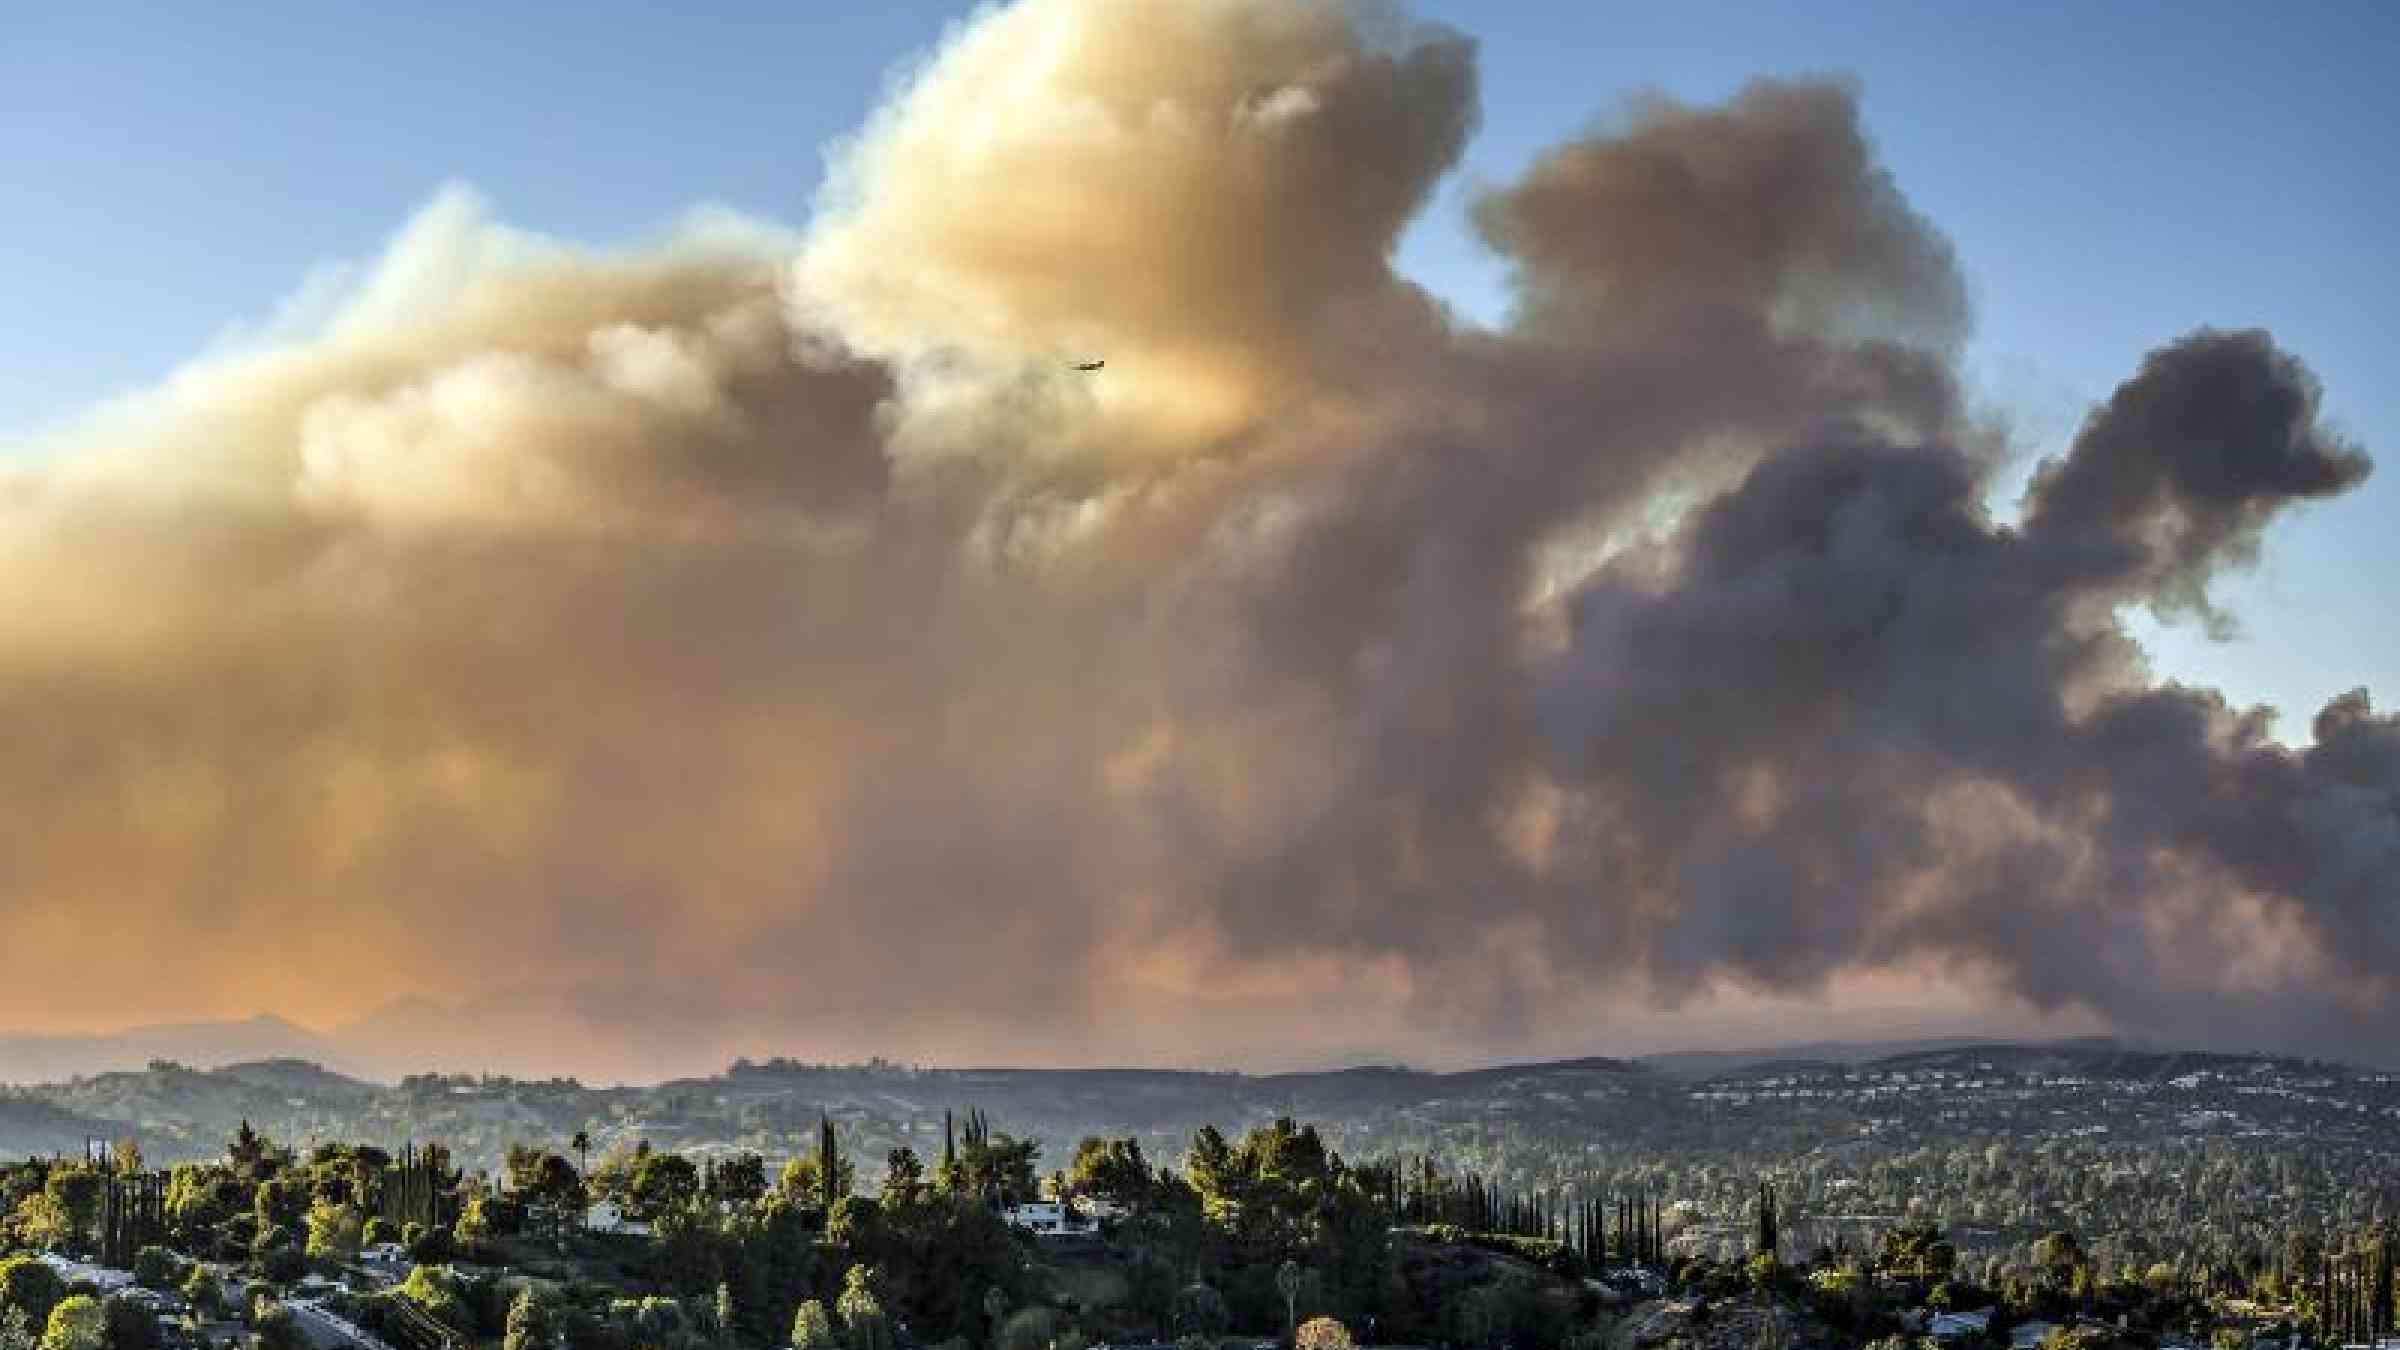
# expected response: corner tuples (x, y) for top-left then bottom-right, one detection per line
(570, 1131), (591, 1231)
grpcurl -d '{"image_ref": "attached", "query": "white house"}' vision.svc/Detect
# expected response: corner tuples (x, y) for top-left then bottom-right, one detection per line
(587, 1199), (653, 1237)
(1004, 1202), (1093, 1237)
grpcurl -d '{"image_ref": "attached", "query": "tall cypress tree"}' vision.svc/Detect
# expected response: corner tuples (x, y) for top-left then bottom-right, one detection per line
(819, 1114), (841, 1216)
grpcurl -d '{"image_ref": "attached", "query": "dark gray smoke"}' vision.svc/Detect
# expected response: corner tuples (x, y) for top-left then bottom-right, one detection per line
(1521, 329), (2386, 1054)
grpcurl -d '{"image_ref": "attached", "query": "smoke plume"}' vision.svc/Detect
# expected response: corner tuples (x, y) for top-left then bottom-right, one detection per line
(3, 0), (2389, 1079)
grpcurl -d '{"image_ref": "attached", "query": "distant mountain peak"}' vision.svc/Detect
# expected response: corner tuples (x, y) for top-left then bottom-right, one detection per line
(0, 1012), (347, 1087)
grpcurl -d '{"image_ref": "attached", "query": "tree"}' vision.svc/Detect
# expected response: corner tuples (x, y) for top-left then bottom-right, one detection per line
(631, 1153), (701, 1221)
(835, 1266), (893, 1350)
(228, 1123), (271, 1181)
(405, 1220), (450, 1265)
(713, 1154), (769, 1207)
(2035, 1231), (2086, 1291)
(0, 1308), (34, 1350)
(1065, 1138), (1153, 1211)
(504, 1287), (565, 1350)
(100, 1297), (160, 1350)
(163, 1164), (245, 1253)
(612, 1298), (696, 1350)
(453, 1195), (491, 1250)
(571, 1131), (592, 1184)
(125, 1248), (174, 1293)
(7, 1196), (71, 1254)
(819, 1118), (845, 1217)
(179, 1267), (221, 1319)
(643, 1198), (724, 1297)
(1877, 1223), (1957, 1283)
(1172, 1283), (1228, 1340)
(37, 1296), (103, 1350)
(0, 1257), (67, 1333)
(403, 1267), (482, 1339)
(251, 1177), (309, 1235)
(517, 1153), (587, 1238)
(1126, 1251), (1178, 1339)
(943, 1112), (1038, 1208)
(792, 1301), (838, 1350)
(250, 1304), (306, 1350)
(304, 1200), (365, 1264)
(880, 1150), (927, 1212)
(252, 1218), (305, 1283)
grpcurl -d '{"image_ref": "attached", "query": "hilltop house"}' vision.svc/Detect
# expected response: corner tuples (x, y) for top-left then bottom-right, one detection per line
(1004, 1201), (1094, 1237)
(587, 1199), (653, 1237)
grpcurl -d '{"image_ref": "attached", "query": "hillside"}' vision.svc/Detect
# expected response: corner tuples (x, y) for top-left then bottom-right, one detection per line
(2, 1039), (2392, 1174)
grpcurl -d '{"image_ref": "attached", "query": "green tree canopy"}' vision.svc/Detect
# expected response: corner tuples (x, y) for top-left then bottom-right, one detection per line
(304, 1200), (365, 1264)
(0, 1258), (67, 1333)
(251, 1304), (306, 1350)
(630, 1153), (701, 1220)
(504, 1286), (565, 1350)
(37, 1295), (103, 1350)
(836, 1266), (894, 1350)
(791, 1300), (838, 1350)
(1065, 1138), (1153, 1210)
(100, 1297), (160, 1350)
(711, 1153), (770, 1206)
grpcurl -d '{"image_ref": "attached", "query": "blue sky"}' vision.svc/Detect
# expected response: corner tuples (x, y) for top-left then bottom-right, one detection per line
(5, 0), (2394, 736)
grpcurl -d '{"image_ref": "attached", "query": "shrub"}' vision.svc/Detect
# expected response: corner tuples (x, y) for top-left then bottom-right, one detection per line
(996, 1308), (1059, 1350)
(179, 1267), (220, 1319)
(1296, 1317), (1355, 1350)
(0, 1258), (67, 1332)
(258, 1244), (306, 1285)
(38, 1296), (105, 1350)
(1171, 1284), (1228, 1339)
(101, 1297), (161, 1350)
(130, 1250), (178, 1292)
(792, 1301), (838, 1350)
(251, 1304), (307, 1350)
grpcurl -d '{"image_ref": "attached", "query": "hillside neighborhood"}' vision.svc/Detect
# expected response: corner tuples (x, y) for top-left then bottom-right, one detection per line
(1, 1042), (2397, 1350)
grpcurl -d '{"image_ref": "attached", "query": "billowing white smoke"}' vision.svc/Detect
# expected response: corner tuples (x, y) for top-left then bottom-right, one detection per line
(1, 0), (2385, 1079)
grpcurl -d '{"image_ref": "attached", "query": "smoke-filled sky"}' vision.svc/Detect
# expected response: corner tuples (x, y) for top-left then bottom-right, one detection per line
(3, 0), (2396, 1082)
